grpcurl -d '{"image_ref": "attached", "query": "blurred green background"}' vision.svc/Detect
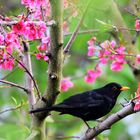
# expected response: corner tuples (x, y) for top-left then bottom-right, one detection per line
(0, 0), (140, 140)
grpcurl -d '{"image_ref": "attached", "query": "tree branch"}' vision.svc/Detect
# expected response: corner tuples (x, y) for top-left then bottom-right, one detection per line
(0, 103), (25, 115)
(64, 29), (99, 36)
(0, 79), (28, 92)
(22, 41), (36, 108)
(0, 20), (56, 26)
(81, 103), (136, 140)
(8, 52), (41, 99)
(27, 1), (64, 140)
(64, 0), (92, 53)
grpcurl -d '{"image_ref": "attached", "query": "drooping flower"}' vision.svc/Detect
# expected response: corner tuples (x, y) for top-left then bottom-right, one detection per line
(61, 77), (74, 92)
(36, 53), (49, 62)
(85, 66), (102, 84)
(87, 37), (96, 57)
(110, 61), (124, 71)
(87, 37), (96, 46)
(87, 46), (95, 57)
(135, 19), (140, 31)
(136, 55), (140, 64)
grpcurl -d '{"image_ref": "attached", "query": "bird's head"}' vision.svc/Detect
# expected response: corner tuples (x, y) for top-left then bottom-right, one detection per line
(102, 82), (130, 99)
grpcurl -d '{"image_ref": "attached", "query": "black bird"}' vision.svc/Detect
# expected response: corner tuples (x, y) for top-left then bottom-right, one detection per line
(30, 82), (129, 128)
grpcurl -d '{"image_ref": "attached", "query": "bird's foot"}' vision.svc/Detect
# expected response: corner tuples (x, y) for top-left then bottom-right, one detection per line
(86, 127), (92, 133)
(120, 98), (131, 107)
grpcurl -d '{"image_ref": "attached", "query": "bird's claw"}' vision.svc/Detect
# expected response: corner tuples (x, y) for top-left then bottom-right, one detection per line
(121, 100), (133, 107)
(86, 127), (92, 133)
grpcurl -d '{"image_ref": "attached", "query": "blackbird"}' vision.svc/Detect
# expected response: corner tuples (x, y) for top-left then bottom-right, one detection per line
(30, 82), (129, 128)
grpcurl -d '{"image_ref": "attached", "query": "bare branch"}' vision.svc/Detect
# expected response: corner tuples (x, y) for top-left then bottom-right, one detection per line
(22, 41), (36, 107)
(81, 103), (136, 140)
(64, 0), (92, 53)
(0, 103), (25, 115)
(54, 136), (80, 139)
(0, 79), (28, 92)
(8, 52), (41, 99)
(64, 29), (99, 36)
(0, 20), (56, 26)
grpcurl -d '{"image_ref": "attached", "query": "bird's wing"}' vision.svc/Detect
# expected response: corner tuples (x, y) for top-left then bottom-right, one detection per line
(57, 90), (105, 109)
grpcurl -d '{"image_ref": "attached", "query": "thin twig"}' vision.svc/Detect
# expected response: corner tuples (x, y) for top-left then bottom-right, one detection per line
(64, 29), (99, 36)
(64, 0), (93, 53)
(0, 80), (28, 92)
(0, 103), (25, 115)
(7, 53), (41, 99)
(54, 136), (80, 139)
(0, 20), (56, 26)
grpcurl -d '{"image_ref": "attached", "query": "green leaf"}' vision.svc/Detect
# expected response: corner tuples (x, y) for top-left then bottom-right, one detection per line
(11, 96), (18, 105)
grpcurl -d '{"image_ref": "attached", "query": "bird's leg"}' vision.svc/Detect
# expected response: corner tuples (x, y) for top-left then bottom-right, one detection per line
(120, 98), (131, 107)
(82, 119), (91, 129)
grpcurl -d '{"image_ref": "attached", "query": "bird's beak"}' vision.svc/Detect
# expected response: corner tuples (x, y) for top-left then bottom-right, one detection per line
(120, 86), (130, 91)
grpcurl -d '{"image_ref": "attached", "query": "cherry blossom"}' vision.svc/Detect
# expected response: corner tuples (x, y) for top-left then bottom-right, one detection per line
(136, 55), (140, 64)
(85, 66), (102, 84)
(135, 19), (140, 31)
(61, 77), (74, 92)
(134, 82), (140, 111)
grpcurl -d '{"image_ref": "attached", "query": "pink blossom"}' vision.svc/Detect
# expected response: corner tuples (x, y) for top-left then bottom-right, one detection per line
(5, 32), (16, 42)
(0, 33), (4, 45)
(36, 21), (47, 39)
(110, 61), (123, 71)
(135, 19), (140, 31)
(36, 53), (44, 60)
(85, 67), (102, 84)
(63, 21), (69, 32)
(42, 36), (50, 45)
(33, 9), (42, 20)
(110, 40), (116, 48)
(100, 57), (108, 64)
(36, 0), (46, 7)
(5, 32), (21, 49)
(134, 100), (140, 111)
(36, 53), (49, 62)
(38, 44), (47, 51)
(87, 46), (95, 56)
(64, 0), (69, 8)
(116, 46), (125, 54)
(25, 21), (37, 40)
(21, 0), (29, 6)
(1, 58), (14, 71)
(61, 77), (74, 92)
(5, 46), (13, 54)
(21, 0), (35, 9)
(136, 55), (140, 64)
(134, 83), (140, 111)
(12, 20), (25, 35)
(100, 40), (109, 49)
(44, 56), (49, 61)
(87, 37), (96, 46)
(85, 70), (96, 83)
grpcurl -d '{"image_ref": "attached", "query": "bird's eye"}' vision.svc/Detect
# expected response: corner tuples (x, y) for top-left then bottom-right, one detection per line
(112, 87), (117, 90)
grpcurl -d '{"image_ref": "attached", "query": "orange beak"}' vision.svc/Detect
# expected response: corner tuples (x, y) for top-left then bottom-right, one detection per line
(120, 86), (130, 91)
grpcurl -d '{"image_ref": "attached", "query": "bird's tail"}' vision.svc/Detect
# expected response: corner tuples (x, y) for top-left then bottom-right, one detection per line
(30, 107), (52, 114)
